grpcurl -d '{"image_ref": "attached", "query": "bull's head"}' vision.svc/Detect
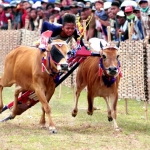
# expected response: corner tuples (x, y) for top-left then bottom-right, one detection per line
(48, 38), (70, 72)
(100, 41), (120, 77)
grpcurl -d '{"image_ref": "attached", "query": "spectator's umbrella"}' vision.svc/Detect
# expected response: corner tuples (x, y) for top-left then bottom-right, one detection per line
(120, 0), (138, 8)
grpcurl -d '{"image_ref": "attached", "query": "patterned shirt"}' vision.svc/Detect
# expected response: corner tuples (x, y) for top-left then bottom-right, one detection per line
(140, 8), (150, 38)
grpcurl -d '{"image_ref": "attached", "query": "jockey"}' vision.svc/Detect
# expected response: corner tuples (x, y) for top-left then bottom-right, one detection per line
(40, 13), (85, 50)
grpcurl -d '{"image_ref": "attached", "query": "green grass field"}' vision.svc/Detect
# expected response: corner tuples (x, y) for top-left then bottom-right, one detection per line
(0, 85), (150, 150)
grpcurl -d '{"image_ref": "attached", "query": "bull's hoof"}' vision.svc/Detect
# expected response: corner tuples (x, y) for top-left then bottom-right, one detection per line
(72, 109), (78, 117)
(108, 116), (113, 122)
(40, 124), (47, 129)
(49, 126), (57, 134)
(115, 127), (122, 132)
(87, 110), (93, 115)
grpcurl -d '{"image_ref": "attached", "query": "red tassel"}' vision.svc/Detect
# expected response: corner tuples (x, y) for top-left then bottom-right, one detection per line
(99, 67), (103, 76)
(42, 57), (46, 72)
(118, 68), (123, 77)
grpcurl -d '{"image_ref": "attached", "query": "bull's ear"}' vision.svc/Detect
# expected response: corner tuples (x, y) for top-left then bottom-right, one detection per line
(100, 41), (103, 50)
(116, 41), (120, 48)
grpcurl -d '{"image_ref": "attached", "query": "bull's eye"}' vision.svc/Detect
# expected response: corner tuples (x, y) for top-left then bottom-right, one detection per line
(117, 55), (120, 60)
(102, 54), (106, 60)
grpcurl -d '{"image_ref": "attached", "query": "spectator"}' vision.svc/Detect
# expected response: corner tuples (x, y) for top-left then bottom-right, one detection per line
(83, 1), (96, 40)
(41, 0), (48, 10)
(139, 0), (150, 41)
(94, 0), (110, 40)
(0, 4), (8, 29)
(37, 7), (46, 21)
(29, 8), (38, 30)
(116, 10), (128, 41)
(12, 4), (23, 29)
(111, 1), (120, 18)
(124, 6), (144, 40)
(133, 6), (142, 20)
(21, 0), (32, 28)
(46, 3), (54, 21)
(70, 1), (78, 15)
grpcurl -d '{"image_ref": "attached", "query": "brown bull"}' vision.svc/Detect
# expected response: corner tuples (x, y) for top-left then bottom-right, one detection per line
(0, 39), (70, 133)
(72, 44), (121, 130)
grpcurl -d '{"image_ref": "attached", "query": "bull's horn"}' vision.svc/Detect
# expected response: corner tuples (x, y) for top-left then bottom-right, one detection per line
(116, 41), (120, 48)
(100, 41), (103, 50)
(48, 38), (53, 44)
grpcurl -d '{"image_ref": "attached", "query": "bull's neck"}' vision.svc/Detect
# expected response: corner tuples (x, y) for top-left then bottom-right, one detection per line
(101, 75), (116, 87)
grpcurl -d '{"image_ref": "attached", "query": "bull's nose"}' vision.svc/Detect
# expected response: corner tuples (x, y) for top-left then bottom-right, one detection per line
(60, 64), (68, 71)
(108, 67), (117, 75)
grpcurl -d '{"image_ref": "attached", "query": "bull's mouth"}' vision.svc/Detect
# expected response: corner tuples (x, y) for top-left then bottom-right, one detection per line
(57, 63), (69, 72)
(106, 68), (118, 77)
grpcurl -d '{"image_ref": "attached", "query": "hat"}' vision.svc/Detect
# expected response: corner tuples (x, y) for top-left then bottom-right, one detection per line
(116, 11), (125, 17)
(53, 7), (60, 12)
(138, 0), (148, 4)
(70, 1), (77, 8)
(41, 0), (48, 4)
(133, 6), (141, 11)
(84, 1), (92, 9)
(104, 2), (112, 10)
(22, 0), (28, 3)
(94, 0), (104, 4)
(125, 6), (133, 13)
(77, 2), (84, 8)
(55, 0), (61, 4)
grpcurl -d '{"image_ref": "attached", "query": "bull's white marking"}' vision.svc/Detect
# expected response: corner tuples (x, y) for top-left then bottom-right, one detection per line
(89, 38), (108, 52)
(89, 38), (119, 51)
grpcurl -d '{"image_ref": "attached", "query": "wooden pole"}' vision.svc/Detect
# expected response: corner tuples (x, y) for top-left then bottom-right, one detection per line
(83, 20), (87, 44)
(125, 98), (128, 115)
(128, 22), (131, 41)
(38, 19), (43, 31)
(119, 31), (122, 41)
(107, 26), (111, 42)
(8, 19), (11, 30)
(130, 22), (134, 40)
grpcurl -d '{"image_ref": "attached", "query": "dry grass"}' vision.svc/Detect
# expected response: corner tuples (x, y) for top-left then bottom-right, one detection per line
(0, 85), (150, 150)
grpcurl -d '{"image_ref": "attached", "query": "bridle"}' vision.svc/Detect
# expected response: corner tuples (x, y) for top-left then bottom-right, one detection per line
(41, 40), (70, 83)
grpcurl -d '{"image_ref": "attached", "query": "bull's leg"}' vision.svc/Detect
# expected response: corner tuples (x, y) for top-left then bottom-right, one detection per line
(40, 106), (46, 128)
(87, 91), (94, 115)
(72, 84), (86, 117)
(0, 78), (3, 112)
(104, 97), (113, 122)
(35, 87), (57, 133)
(39, 91), (54, 129)
(11, 86), (24, 118)
(110, 94), (120, 131)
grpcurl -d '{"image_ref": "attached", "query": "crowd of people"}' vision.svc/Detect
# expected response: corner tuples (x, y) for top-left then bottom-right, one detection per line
(0, 0), (150, 42)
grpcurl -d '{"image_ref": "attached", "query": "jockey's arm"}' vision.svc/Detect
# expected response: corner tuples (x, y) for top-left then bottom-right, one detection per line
(41, 21), (62, 35)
